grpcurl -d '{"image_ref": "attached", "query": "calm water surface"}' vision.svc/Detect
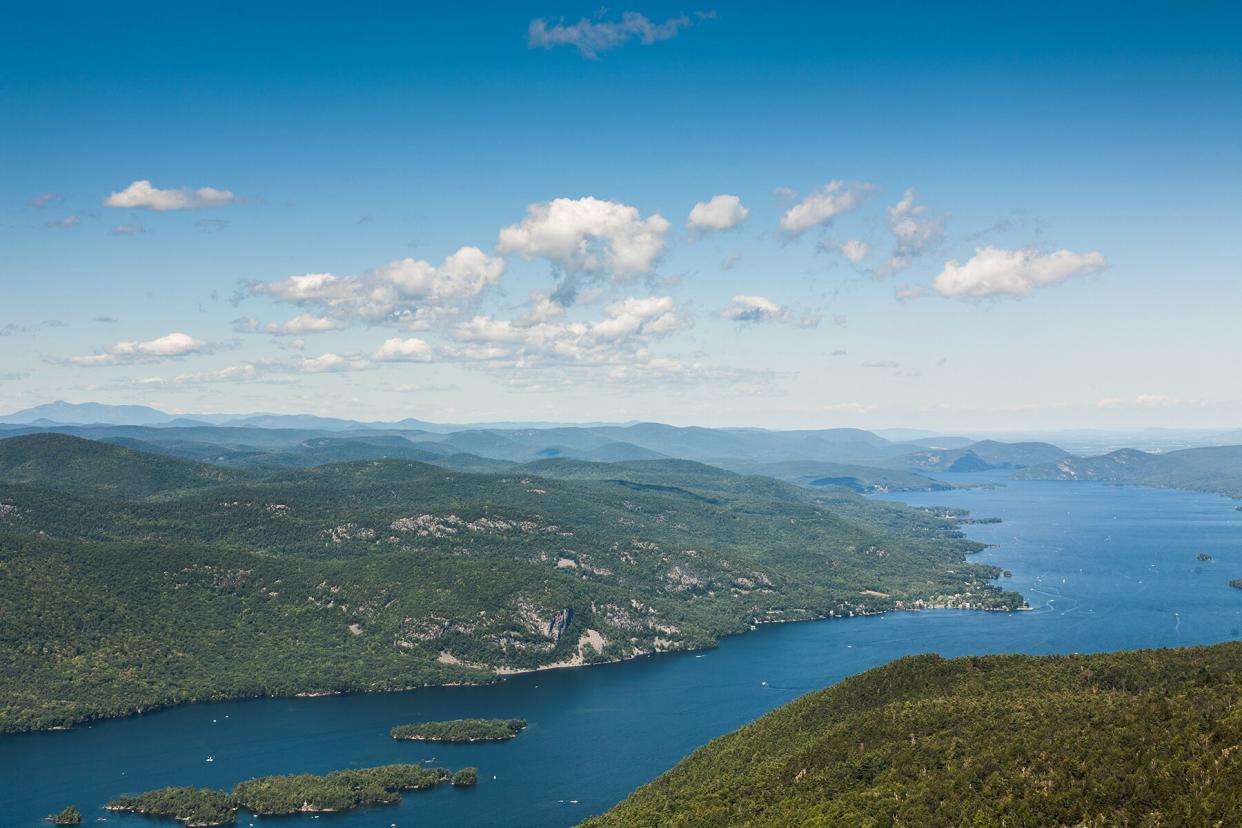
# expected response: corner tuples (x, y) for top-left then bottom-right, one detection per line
(4, 476), (1241, 826)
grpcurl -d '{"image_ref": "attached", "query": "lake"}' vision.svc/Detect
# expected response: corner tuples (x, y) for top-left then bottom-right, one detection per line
(4, 475), (1241, 826)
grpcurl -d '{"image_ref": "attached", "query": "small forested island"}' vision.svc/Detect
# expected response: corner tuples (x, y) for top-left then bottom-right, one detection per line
(1198, 552), (1213, 561)
(106, 763), (455, 826)
(45, 805), (81, 825)
(452, 767), (479, 786)
(391, 718), (527, 742)
(582, 641), (1242, 827)
(1231, 579), (1242, 590)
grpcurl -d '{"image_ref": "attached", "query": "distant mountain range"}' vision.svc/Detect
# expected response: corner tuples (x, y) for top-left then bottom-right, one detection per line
(0, 400), (633, 433)
(0, 401), (1080, 482)
(6, 402), (1240, 499)
(1017, 445), (1242, 499)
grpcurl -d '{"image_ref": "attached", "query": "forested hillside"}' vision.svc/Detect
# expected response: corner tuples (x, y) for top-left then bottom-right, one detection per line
(0, 434), (1020, 733)
(1018, 445), (1242, 499)
(583, 642), (1242, 827)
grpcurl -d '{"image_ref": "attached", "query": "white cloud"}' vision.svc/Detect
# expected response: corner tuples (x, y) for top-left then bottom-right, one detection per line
(779, 181), (871, 236)
(297, 353), (372, 374)
(251, 246), (504, 328)
(498, 197), (669, 286)
(452, 295), (684, 367)
(110, 223), (145, 236)
(45, 215), (80, 229)
(688, 194), (749, 233)
(72, 332), (208, 366)
(235, 314), (347, 336)
(527, 11), (707, 59)
(933, 246), (1108, 299)
(372, 337), (433, 363)
(839, 239), (870, 264)
(135, 364), (268, 386)
(103, 180), (240, 211)
(272, 314), (345, 335)
(884, 189), (945, 273)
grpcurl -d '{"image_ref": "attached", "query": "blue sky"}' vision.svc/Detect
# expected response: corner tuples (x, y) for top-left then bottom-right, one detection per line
(2, 1), (1239, 428)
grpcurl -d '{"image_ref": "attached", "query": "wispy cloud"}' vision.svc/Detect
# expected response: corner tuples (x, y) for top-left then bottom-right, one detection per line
(720, 295), (819, 328)
(45, 215), (80, 229)
(233, 314), (347, 336)
(28, 192), (64, 208)
(882, 188), (945, 274)
(528, 11), (713, 59)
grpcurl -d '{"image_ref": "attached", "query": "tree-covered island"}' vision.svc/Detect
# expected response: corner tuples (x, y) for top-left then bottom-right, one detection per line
(452, 767), (479, 786)
(45, 806), (81, 825)
(391, 717), (527, 742)
(106, 763), (455, 826)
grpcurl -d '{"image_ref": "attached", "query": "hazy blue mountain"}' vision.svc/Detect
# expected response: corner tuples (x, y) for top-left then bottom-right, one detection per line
(0, 400), (176, 426)
(710, 459), (949, 493)
(893, 440), (1073, 472)
(1017, 444), (1242, 498)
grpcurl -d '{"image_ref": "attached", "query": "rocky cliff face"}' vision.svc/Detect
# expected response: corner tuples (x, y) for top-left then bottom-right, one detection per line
(546, 607), (572, 641)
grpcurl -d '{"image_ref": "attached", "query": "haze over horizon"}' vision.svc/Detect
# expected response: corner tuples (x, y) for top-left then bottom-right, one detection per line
(4, 2), (1240, 431)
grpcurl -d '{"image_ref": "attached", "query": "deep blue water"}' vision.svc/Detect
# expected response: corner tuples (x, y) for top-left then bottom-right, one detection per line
(4, 476), (1242, 826)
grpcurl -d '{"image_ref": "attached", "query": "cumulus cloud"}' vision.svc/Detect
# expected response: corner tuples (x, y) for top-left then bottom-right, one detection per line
(72, 332), (209, 366)
(933, 246), (1107, 299)
(884, 189), (945, 274)
(687, 194), (748, 233)
(296, 353), (373, 373)
(498, 197), (668, 296)
(527, 11), (709, 59)
(104, 180), (240, 211)
(371, 337), (433, 363)
(250, 246), (505, 328)
(838, 239), (870, 264)
(451, 295), (684, 367)
(779, 181), (871, 236)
